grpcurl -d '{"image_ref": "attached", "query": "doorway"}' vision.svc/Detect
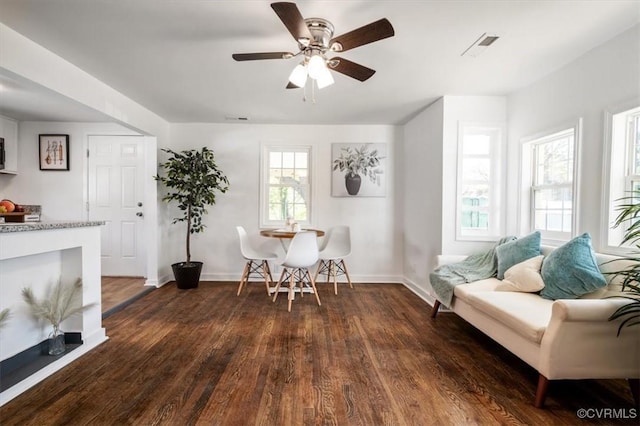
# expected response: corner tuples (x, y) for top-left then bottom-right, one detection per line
(88, 135), (147, 277)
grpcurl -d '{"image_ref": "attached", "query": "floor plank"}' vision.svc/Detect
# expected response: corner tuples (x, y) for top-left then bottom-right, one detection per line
(1, 282), (636, 425)
(101, 276), (147, 313)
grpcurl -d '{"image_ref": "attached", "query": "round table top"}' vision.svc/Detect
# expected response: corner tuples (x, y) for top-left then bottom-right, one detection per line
(260, 228), (325, 238)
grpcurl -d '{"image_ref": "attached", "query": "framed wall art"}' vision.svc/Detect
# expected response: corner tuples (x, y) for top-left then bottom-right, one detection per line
(331, 143), (386, 197)
(39, 134), (70, 171)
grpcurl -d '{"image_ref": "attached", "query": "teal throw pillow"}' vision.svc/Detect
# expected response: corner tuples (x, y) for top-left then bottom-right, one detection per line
(540, 233), (606, 300)
(495, 231), (541, 279)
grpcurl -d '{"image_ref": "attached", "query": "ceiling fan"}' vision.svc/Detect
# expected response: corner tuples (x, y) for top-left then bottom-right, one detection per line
(232, 2), (395, 90)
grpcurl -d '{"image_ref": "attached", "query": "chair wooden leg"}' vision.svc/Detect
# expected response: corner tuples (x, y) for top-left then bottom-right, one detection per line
(341, 259), (353, 289)
(261, 261), (272, 296)
(535, 374), (549, 408)
(307, 269), (321, 307)
(331, 261), (339, 295)
(430, 300), (441, 318)
(272, 269), (286, 302)
(298, 269), (304, 298)
(237, 262), (250, 295)
(629, 378), (640, 406)
(288, 270), (296, 312)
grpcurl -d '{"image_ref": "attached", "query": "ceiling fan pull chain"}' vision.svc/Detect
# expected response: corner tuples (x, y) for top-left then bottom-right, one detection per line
(312, 80), (317, 104)
(302, 81), (307, 102)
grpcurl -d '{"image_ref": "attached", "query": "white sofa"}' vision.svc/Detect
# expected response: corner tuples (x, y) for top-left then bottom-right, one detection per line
(431, 246), (640, 408)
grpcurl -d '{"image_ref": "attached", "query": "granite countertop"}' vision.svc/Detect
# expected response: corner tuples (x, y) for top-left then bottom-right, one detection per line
(0, 221), (105, 233)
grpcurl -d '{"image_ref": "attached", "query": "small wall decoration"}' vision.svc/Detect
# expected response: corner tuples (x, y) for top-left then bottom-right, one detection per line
(39, 134), (69, 171)
(331, 143), (386, 197)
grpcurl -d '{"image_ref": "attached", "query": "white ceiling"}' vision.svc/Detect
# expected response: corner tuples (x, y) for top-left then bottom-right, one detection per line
(0, 0), (638, 125)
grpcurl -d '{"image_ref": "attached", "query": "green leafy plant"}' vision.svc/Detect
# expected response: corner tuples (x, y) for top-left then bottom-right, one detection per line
(22, 278), (93, 333)
(0, 308), (11, 329)
(332, 144), (383, 184)
(607, 190), (640, 335)
(154, 147), (229, 265)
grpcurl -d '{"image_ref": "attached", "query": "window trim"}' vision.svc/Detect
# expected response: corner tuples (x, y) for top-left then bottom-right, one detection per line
(600, 100), (640, 255)
(518, 118), (582, 246)
(259, 142), (315, 229)
(455, 122), (505, 242)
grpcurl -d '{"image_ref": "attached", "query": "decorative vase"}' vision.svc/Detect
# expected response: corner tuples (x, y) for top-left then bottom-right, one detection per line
(48, 326), (66, 356)
(345, 173), (361, 196)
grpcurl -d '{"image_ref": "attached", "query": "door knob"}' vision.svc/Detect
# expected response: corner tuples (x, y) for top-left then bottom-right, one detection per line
(136, 212), (143, 217)
(137, 202), (143, 207)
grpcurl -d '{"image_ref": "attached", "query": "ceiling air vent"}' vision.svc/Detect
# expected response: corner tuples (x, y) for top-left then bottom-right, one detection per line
(461, 33), (500, 57)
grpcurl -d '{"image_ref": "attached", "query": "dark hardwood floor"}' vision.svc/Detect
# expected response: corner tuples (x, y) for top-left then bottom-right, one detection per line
(1, 282), (636, 425)
(101, 276), (148, 313)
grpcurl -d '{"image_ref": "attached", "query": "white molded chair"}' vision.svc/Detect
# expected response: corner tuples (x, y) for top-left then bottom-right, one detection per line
(272, 231), (321, 312)
(236, 226), (278, 296)
(314, 225), (353, 295)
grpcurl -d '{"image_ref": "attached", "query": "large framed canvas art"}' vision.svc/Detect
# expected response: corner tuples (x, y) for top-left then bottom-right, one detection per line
(331, 143), (386, 197)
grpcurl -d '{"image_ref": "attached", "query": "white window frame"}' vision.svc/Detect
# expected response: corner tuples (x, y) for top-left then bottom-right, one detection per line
(518, 119), (582, 245)
(601, 101), (640, 255)
(260, 143), (314, 229)
(455, 122), (505, 241)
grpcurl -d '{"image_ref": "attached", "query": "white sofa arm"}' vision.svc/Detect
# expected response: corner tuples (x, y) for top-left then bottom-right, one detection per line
(551, 298), (633, 321)
(539, 298), (640, 380)
(436, 255), (468, 268)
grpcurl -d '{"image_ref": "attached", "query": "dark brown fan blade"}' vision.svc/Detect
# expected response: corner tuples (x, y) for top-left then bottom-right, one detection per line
(286, 82), (301, 89)
(330, 18), (394, 52)
(271, 2), (313, 43)
(232, 52), (293, 61)
(328, 57), (376, 82)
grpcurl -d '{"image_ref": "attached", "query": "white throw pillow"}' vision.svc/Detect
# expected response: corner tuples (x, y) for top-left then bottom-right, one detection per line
(495, 255), (545, 292)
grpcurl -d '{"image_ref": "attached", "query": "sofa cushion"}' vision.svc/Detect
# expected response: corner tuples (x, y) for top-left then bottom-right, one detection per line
(465, 292), (554, 343)
(453, 278), (502, 302)
(540, 233), (607, 300)
(496, 255), (545, 292)
(495, 231), (541, 279)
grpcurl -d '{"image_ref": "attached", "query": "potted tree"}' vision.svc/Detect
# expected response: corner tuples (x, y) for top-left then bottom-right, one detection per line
(607, 190), (640, 335)
(332, 144), (383, 195)
(155, 147), (229, 289)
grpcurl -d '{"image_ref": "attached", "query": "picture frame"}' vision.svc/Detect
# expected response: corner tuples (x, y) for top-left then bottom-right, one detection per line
(39, 134), (70, 171)
(331, 143), (387, 197)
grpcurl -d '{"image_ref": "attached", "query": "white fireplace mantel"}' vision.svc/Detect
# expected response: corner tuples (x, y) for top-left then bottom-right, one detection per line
(0, 221), (108, 406)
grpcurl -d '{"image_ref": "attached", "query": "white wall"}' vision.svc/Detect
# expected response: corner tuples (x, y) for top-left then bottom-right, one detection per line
(400, 96), (507, 301)
(441, 96), (507, 255)
(506, 24), (640, 251)
(0, 22), (167, 284)
(401, 99), (444, 302)
(0, 122), (139, 220)
(162, 123), (403, 284)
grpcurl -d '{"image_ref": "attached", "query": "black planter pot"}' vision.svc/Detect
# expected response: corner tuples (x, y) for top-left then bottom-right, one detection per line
(171, 261), (203, 289)
(345, 173), (362, 196)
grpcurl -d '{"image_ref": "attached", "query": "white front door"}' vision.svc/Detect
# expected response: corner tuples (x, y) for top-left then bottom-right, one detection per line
(88, 135), (146, 277)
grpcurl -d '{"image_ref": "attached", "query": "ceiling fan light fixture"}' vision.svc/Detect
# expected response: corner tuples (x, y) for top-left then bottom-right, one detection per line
(307, 54), (326, 80)
(289, 63), (308, 88)
(316, 67), (334, 89)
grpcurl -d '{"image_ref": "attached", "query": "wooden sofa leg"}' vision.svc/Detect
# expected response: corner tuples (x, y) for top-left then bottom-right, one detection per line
(430, 300), (441, 319)
(629, 378), (639, 406)
(535, 375), (549, 408)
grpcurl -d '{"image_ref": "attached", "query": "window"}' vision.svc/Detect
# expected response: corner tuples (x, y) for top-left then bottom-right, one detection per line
(520, 121), (580, 243)
(261, 145), (312, 227)
(603, 105), (640, 252)
(456, 124), (504, 240)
